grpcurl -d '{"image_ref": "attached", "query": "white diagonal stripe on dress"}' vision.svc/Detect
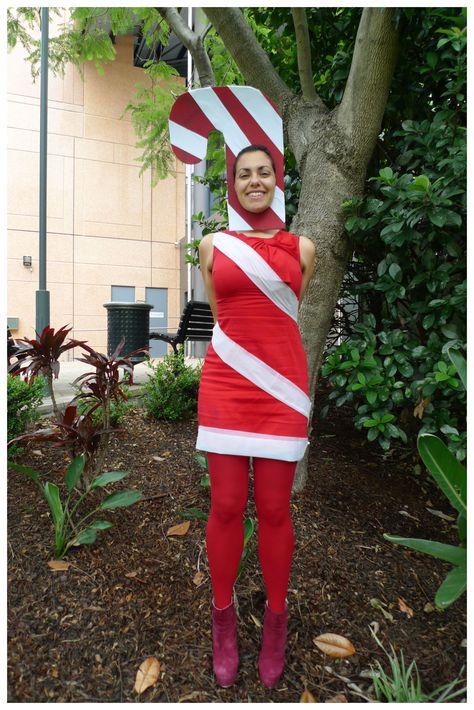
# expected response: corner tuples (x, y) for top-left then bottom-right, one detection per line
(213, 232), (298, 321)
(212, 322), (311, 417)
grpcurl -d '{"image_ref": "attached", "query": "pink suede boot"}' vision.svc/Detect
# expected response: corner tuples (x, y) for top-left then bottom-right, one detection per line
(258, 601), (288, 688)
(211, 600), (239, 687)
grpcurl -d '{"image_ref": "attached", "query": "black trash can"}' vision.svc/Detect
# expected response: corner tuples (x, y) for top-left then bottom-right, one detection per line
(104, 302), (153, 363)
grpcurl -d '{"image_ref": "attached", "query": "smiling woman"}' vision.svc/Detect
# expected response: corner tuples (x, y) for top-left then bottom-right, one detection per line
(233, 145), (277, 214)
(196, 142), (316, 690)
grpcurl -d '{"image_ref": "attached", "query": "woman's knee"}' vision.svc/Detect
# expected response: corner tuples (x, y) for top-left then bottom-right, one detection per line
(209, 494), (247, 524)
(255, 499), (292, 527)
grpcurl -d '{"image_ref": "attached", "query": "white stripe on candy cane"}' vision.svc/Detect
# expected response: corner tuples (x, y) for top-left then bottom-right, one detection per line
(227, 204), (253, 231)
(213, 232), (298, 321)
(227, 85), (284, 153)
(169, 120), (208, 159)
(273, 186), (286, 220)
(196, 425), (308, 461)
(212, 322), (311, 418)
(190, 88), (251, 158)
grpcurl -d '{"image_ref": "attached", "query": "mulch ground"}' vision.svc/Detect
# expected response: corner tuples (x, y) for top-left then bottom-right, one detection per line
(8, 383), (467, 702)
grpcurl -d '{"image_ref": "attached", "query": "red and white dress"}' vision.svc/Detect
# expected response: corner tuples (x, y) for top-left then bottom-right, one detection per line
(196, 229), (310, 461)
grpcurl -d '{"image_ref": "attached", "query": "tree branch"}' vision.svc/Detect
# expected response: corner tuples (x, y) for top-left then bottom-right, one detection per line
(291, 8), (317, 102)
(203, 7), (293, 107)
(336, 8), (399, 162)
(157, 7), (215, 87)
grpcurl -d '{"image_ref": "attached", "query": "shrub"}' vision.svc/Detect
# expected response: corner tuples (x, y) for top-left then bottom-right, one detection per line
(75, 382), (133, 427)
(7, 374), (45, 456)
(141, 348), (202, 421)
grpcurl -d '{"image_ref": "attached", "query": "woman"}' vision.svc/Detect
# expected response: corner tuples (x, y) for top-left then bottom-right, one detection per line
(197, 144), (315, 688)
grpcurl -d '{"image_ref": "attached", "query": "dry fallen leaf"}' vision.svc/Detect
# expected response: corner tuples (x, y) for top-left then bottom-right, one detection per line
(166, 521), (190, 536)
(413, 396), (430, 419)
(125, 571), (138, 578)
(134, 656), (161, 694)
(326, 693), (347, 703)
(313, 633), (356, 658)
(48, 560), (70, 571)
(398, 597), (414, 618)
(370, 598), (395, 623)
(249, 613), (262, 628)
(425, 507), (455, 521)
(300, 688), (317, 702)
(193, 570), (205, 586)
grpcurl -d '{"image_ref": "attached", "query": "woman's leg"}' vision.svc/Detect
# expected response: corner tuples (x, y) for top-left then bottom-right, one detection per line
(253, 457), (297, 613)
(206, 452), (249, 608)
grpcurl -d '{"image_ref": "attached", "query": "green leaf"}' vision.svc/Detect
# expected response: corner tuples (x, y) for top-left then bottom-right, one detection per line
(388, 263), (402, 281)
(379, 167), (393, 181)
(195, 452), (208, 470)
(366, 390), (377, 405)
(100, 489), (142, 509)
(457, 511), (466, 543)
(91, 471), (129, 489)
(72, 527), (98, 545)
(357, 372), (366, 385)
(179, 507), (208, 521)
(243, 517), (255, 547)
(434, 563), (467, 608)
(88, 520), (113, 530)
(8, 462), (40, 484)
(418, 433), (466, 514)
(447, 347), (466, 390)
(383, 535), (466, 566)
(65, 455), (85, 493)
(441, 324), (459, 340)
(411, 174), (430, 191)
(422, 314), (435, 329)
(44, 482), (64, 527)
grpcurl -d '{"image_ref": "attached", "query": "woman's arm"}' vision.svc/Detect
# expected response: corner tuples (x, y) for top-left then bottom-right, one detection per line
(299, 236), (316, 300)
(199, 233), (217, 322)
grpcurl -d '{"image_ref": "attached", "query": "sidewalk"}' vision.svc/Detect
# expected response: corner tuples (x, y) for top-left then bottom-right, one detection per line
(37, 357), (200, 416)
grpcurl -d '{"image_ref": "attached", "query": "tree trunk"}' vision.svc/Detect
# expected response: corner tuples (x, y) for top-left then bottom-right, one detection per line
(283, 103), (366, 490)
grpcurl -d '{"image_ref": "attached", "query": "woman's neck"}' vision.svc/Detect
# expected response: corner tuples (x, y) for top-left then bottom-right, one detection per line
(238, 228), (280, 238)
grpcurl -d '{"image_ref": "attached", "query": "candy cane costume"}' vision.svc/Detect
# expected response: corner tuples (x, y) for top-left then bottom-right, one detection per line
(196, 230), (310, 462)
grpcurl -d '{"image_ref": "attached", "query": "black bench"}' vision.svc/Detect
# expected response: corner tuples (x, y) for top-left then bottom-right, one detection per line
(149, 300), (214, 354)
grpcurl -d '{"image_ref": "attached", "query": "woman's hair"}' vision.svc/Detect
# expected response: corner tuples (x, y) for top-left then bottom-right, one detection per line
(233, 144), (276, 178)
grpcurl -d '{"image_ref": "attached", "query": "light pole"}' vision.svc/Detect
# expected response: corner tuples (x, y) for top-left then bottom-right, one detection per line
(36, 6), (50, 334)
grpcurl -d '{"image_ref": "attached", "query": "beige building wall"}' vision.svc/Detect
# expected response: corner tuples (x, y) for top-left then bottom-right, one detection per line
(7, 26), (185, 358)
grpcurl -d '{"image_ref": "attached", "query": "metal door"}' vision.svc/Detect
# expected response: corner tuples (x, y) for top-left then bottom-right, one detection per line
(146, 287), (168, 357)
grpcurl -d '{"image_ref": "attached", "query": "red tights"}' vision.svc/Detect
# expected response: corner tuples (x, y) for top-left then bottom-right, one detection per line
(206, 453), (296, 613)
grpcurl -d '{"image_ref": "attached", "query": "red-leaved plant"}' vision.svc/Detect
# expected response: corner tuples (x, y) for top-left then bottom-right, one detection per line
(9, 325), (87, 419)
(8, 326), (147, 556)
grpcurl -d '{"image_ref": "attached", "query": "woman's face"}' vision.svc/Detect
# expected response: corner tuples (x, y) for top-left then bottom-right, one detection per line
(234, 150), (276, 213)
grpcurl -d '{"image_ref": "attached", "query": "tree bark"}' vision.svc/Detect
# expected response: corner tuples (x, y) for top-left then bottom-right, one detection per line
(291, 9), (317, 102)
(189, 7), (399, 491)
(203, 7), (293, 106)
(157, 7), (215, 87)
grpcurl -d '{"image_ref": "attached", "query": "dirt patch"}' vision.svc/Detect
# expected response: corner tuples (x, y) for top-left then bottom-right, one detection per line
(8, 384), (466, 702)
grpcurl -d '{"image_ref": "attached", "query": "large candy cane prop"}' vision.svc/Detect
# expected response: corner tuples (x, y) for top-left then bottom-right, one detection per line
(169, 86), (285, 231)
